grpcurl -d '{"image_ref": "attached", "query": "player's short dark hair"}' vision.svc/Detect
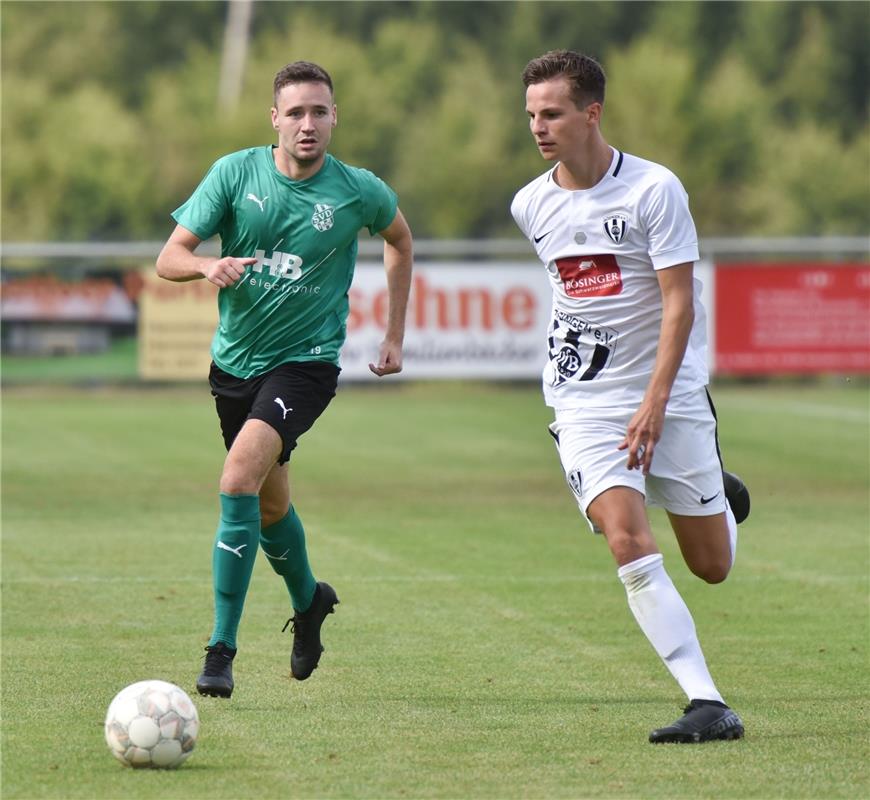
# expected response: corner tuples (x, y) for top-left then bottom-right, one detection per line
(273, 61), (334, 104)
(522, 50), (605, 108)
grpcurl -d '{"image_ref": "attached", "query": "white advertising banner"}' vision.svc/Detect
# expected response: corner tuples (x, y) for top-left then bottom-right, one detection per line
(342, 262), (551, 380)
(138, 261), (553, 381)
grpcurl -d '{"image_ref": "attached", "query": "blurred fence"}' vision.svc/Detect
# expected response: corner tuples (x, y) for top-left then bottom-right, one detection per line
(1, 238), (868, 382)
(3, 236), (869, 262)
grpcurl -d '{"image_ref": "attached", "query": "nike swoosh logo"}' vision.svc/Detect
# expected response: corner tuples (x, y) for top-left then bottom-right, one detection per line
(533, 230), (553, 244)
(700, 492), (721, 505)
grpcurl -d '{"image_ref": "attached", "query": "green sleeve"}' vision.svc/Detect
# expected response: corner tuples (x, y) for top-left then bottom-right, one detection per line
(358, 169), (398, 235)
(171, 157), (232, 240)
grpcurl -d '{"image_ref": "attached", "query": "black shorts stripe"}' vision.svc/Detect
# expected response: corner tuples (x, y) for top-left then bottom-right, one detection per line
(704, 387), (724, 469)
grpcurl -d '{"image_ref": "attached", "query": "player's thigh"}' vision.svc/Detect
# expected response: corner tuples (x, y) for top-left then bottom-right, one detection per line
(644, 389), (726, 517)
(250, 362), (340, 465)
(209, 362), (257, 453)
(221, 419), (284, 494)
(548, 407), (646, 530)
(645, 389), (731, 582)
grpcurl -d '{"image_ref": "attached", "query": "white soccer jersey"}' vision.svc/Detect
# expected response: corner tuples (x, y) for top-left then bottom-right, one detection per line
(511, 147), (709, 409)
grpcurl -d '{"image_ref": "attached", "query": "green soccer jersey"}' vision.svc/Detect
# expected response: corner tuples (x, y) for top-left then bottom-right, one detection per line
(172, 147), (398, 378)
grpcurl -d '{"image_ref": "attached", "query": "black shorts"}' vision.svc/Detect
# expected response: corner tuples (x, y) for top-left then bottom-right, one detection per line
(209, 361), (340, 465)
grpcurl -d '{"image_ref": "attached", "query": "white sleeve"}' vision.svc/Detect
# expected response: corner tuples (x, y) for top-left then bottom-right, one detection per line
(641, 172), (699, 269)
(510, 192), (530, 239)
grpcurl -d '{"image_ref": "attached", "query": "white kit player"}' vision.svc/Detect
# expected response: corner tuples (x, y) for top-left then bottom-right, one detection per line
(512, 49), (750, 744)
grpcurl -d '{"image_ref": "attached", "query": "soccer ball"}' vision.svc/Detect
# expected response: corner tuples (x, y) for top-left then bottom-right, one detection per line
(104, 680), (199, 769)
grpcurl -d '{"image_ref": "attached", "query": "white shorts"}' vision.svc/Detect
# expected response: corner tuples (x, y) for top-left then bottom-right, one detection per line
(548, 387), (727, 532)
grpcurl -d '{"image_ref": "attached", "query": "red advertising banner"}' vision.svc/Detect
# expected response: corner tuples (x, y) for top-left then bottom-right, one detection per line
(715, 262), (870, 374)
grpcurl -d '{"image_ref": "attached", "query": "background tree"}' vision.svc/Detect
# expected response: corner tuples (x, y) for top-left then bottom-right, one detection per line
(1, 0), (867, 240)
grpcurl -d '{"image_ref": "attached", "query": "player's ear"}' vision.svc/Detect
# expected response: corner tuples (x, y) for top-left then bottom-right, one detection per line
(332, 105), (338, 128)
(586, 102), (603, 124)
(270, 106), (279, 130)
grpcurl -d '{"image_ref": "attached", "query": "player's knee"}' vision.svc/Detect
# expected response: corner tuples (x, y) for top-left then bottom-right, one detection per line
(219, 467), (259, 496)
(259, 497), (290, 528)
(603, 527), (656, 566)
(691, 560), (731, 584)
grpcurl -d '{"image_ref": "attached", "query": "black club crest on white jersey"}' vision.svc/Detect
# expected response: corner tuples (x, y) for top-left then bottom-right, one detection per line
(603, 214), (628, 244)
(567, 469), (583, 499)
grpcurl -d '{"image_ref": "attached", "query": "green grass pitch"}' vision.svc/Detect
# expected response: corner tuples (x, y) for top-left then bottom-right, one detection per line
(2, 381), (868, 799)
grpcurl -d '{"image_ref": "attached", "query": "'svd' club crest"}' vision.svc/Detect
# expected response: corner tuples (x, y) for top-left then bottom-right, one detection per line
(311, 203), (335, 232)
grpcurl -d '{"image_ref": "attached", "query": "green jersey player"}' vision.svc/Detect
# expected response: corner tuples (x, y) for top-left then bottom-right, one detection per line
(156, 61), (413, 697)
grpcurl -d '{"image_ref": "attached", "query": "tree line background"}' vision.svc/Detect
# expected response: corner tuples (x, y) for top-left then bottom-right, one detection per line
(2, 0), (868, 242)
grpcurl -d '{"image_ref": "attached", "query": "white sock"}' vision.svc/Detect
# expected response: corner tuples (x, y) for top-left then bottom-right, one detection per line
(618, 553), (724, 704)
(725, 504), (738, 567)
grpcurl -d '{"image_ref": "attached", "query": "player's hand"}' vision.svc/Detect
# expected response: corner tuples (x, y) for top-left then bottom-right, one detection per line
(618, 400), (665, 475)
(204, 256), (258, 288)
(368, 340), (403, 377)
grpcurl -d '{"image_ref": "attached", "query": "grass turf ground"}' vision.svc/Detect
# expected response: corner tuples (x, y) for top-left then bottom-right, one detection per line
(1, 338), (138, 383)
(2, 381), (868, 799)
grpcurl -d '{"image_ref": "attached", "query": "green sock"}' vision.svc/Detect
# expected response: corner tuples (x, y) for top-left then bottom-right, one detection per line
(208, 493), (260, 650)
(259, 505), (317, 612)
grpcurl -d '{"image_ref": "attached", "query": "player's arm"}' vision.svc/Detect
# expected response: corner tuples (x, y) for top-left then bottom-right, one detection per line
(156, 224), (257, 289)
(619, 262), (695, 474)
(369, 208), (413, 377)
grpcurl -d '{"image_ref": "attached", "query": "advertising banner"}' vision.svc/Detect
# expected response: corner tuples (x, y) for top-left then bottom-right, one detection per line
(138, 271), (218, 380)
(138, 262), (551, 381)
(1, 274), (135, 323)
(714, 263), (870, 374)
(342, 262), (550, 379)
(1, 273), (136, 356)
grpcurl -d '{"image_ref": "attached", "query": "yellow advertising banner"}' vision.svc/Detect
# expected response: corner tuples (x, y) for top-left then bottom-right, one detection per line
(138, 270), (217, 381)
